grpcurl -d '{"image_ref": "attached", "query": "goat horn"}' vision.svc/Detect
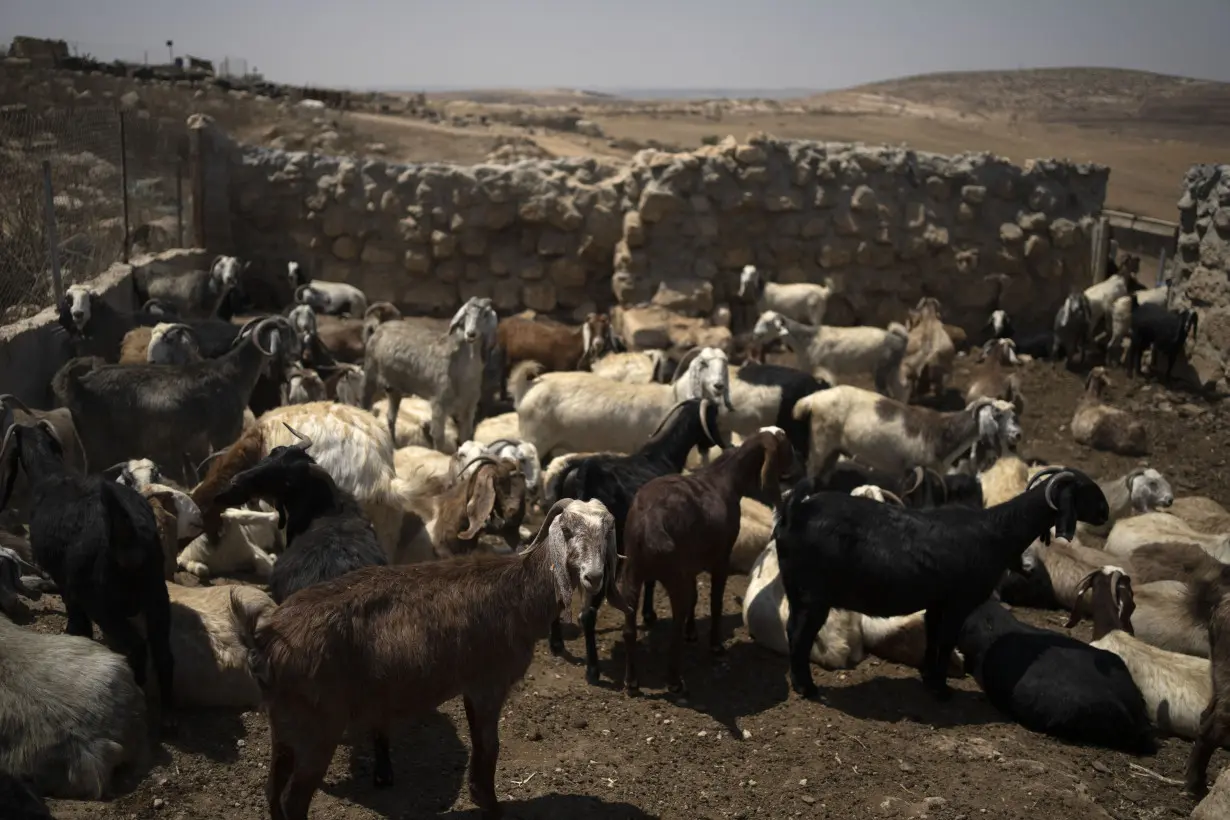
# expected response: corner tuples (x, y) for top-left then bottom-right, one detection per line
(281, 422), (314, 451)
(669, 347), (705, 383)
(0, 394), (33, 415)
(1025, 465), (1066, 493)
(1043, 470), (1075, 511)
(924, 467), (948, 504)
(100, 460), (132, 478)
(457, 454), (499, 476)
(698, 398), (718, 447)
(1063, 568), (1102, 628)
(902, 466), (924, 495)
(879, 489), (906, 507)
(195, 450), (226, 477)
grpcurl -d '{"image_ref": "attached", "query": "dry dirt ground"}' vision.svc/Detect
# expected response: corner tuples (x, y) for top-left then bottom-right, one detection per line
(33, 354), (1230, 820)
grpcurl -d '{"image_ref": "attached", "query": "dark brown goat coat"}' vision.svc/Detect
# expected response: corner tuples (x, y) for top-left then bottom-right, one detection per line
(496, 313), (611, 374)
(619, 429), (792, 694)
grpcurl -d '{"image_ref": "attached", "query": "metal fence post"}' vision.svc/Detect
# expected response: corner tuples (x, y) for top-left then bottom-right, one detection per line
(176, 158), (185, 248)
(41, 160), (64, 307)
(190, 126), (206, 248)
(118, 110), (131, 262)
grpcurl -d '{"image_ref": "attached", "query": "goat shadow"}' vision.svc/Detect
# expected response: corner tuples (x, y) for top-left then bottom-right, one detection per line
(322, 708), (468, 816)
(600, 610), (789, 738)
(818, 674), (1003, 729)
(160, 705), (248, 763)
(441, 793), (657, 819)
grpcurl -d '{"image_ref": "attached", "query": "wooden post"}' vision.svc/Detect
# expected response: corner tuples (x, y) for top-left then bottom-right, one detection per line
(118, 110), (131, 262)
(1090, 216), (1110, 285)
(41, 160), (64, 306)
(189, 126), (206, 248)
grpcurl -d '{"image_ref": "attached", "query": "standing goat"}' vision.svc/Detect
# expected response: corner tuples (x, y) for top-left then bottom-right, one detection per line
(1051, 292), (1093, 366)
(774, 467), (1109, 699)
(1108, 283), (1170, 366)
(132, 255), (243, 320)
(793, 386), (1021, 478)
(736, 264), (831, 327)
(58, 284), (171, 362)
(0, 422), (175, 728)
(545, 398), (729, 684)
(620, 428), (793, 694)
(1128, 297), (1198, 383)
(752, 310), (908, 399)
(52, 317), (288, 485)
(497, 312), (615, 376)
(363, 299), (496, 454)
(901, 297), (956, 401)
(1083, 254), (1144, 347)
(290, 261), (369, 317)
(965, 339), (1025, 414)
(230, 497), (619, 820)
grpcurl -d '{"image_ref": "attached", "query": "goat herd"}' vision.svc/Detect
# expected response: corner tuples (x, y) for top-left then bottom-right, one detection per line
(0, 251), (1223, 819)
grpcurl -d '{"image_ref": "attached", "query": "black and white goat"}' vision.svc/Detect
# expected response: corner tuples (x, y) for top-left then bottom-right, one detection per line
(544, 398), (728, 684)
(773, 466), (1109, 699)
(1127, 298), (1199, 383)
(0, 421), (175, 727)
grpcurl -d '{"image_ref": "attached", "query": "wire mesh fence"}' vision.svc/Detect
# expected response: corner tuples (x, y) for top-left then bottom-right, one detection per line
(0, 107), (189, 324)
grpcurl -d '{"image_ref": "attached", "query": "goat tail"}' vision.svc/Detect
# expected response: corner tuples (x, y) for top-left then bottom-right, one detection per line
(228, 589), (272, 694)
(508, 360), (545, 408)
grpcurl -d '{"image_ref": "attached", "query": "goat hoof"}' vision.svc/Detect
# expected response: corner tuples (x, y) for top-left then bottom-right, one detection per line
(791, 679), (819, 700)
(1185, 778), (1207, 798)
(667, 681), (688, 697)
(547, 639), (565, 657)
(641, 612), (657, 627)
(584, 667), (602, 686)
(625, 682), (640, 696)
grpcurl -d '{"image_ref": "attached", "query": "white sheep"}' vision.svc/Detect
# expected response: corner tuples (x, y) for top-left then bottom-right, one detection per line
(510, 346), (733, 460)
(793, 386), (1020, 477)
(752, 310), (908, 399)
(737, 264), (831, 327)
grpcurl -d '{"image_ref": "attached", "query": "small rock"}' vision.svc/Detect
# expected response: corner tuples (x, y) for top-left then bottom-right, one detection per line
(571, 718), (588, 729)
(900, 762), (916, 773)
(799, 779), (808, 786)
(741, 729), (752, 740)
(236, 739), (246, 748)
(697, 730), (708, 737)
(801, 795), (816, 804)
(1092, 761), (1112, 774)
(528, 729), (543, 741)
(153, 798), (165, 810)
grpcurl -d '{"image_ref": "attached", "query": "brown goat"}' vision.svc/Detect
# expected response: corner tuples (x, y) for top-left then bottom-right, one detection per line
(190, 426), (267, 540)
(619, 427), (793, 694)
(1186, 563), (1230, 796)
(140, 486), (183, 581)
(311, 301), (402, 364)
(0, 394), (88, 521)
(409, 456), (529, 558)
(118, 326), (155, 364)
(901, 297), (956, 401)
(496, 312), (614, 374)
(965, 338), (1025, 414)
(229, 497), (619, 820)
(1072, 367), (1148, 456)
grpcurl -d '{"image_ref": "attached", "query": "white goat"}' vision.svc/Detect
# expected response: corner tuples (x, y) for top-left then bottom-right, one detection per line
(475, 411), (520, 444)
(1082, 263), (1139, 346)
(105, 458), (204, 541)
(1078, 467), (1173, 539)
(737, 264), (831, 327)
(1108, 284), (1170, 366)
(510, 346), (733, 460)
(793, 386), (1020, 477)
(146, 323), (201, 365)
(0, 616), (147, 799)
(589, 350), (669, 384)
(363, 299), (495, 454)
(1105, 512), (1230, 564)
(752, 310), (908, 399)
(290, 261), (369, 317)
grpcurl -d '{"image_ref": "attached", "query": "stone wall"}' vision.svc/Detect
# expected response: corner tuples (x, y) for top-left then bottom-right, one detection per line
(214, 125), (1107, 333)
(1172, 164), (1230, 395)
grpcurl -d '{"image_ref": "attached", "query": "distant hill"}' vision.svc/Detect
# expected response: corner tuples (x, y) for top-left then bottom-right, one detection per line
(814, 67), (1230, 128)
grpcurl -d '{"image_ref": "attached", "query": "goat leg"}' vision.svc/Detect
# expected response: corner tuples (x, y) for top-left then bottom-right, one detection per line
(143, 589), (178, 733)
(1185, 698), (1226, 795)
(665, 578), (697, 694)
(280, 740), (337, 820)
(785, 601), (828, 699)
(371, 732), (394, 788)
(64, 602), (93, 638)
(709, 570), (728, 655)
(462, 691), (505, 818)
(920, 607), (955, 701)
(385, 390), (403, 446)
(266, 732), (295, 820)
(640, 579), (657, 627)
(621, 569), (641, 695)
(547, 617), (566, 656)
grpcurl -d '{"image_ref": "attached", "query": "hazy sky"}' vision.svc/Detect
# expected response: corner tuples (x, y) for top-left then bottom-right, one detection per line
(7, 0), (1230, 91)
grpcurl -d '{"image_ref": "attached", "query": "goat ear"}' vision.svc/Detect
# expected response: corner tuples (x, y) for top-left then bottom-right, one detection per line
(758, 435), (786, 502)
(547, 516), (576, 625)
(459, 467), (498, 540)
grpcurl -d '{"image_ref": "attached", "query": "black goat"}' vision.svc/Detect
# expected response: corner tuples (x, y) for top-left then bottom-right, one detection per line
(0, 421), (175, 726)
(774, 466), (1108, 700)
(1128, 297), (1198, 383)
(545, 398), (727, 684)
(211, 423), (394, 788)
(958, 597), (1155, 754)
(0, 772), (54, 820)
(813, 463), (983, 510)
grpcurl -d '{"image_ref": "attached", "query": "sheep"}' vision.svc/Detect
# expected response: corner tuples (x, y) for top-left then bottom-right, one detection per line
(511, 346), (734, 462)
(0, 393), (88, 522)
(792, 386), (1020, 479)
(1106, 512), (1230, 565)
(1071, 367), (1148, 456)
(132, 254), (243, 320)
(1185, 563), (1230, 795)
(743, 489), (962, 675)
(957, 595), (1154, 753)
(1108, 283), (1169, 366)
(774, 466), (1109, 699)
(900, 297), (956, 401)
(1083, 255), (1144, 345)
(736, 264), (831, 326)
(1050, 292), (1093, 365)
(725, 362), (828, 462)
(289, 261), (370, 317)
(229, 496), (620, 820)
(189, 401), (412, 567)
(619, 428), (793, 694)
(363, 299), (496, 454)
(496, 311), (615, 378)
(752, 310), (908, 398)
(543, 398), (729, 684)
(0, 614), (147, 800)
(1066, 567), (1213, 742)
(0, 421), (175, 727)
(211, 424), (388, 604)
(589, 350), (670, 384)
(964, 338), (1024, 414)
(52, 316), (289, 485)
(1128, 297), (1199, 383)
